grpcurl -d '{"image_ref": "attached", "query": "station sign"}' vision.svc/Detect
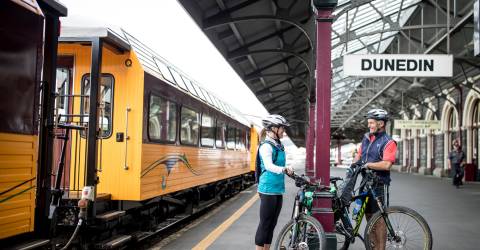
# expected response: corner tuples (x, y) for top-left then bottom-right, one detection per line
(393, 120), (441, 130)
(343, 54), (453, 77)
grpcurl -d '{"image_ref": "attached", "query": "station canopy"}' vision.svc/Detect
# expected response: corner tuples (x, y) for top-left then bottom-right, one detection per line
(179, 0), (478, 144)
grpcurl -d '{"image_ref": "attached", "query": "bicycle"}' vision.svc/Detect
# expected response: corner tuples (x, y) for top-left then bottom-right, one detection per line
(274, 173), (326, 250)
(330, 165), (433, 250)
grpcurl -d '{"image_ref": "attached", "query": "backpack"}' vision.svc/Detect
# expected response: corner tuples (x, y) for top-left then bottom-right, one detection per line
(339, 162), (362, 205)
(255, 141), (280, 183)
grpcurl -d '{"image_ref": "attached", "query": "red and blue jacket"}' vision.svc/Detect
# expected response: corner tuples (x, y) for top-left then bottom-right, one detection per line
(358, 131), (397, 184)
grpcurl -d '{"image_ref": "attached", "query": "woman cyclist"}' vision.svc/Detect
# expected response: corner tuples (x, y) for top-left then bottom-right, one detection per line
(255, 114), (294, 250)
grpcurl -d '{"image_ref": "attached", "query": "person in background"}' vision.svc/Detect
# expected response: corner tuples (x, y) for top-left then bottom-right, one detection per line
(448, 139), (465, 188)
(255, 114), (294, 250)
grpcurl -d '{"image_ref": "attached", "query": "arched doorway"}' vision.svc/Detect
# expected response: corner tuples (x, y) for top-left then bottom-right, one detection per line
(422, 108), (436, 175)
(463, 89), (480, 182)
(441, 101), (459, 175)
(448, 108), (458, 149)
(408, 130), (414, 170)
(412, 108), (421, 173)
(400, 113), (409, 171)
(471, 100), (479, 175)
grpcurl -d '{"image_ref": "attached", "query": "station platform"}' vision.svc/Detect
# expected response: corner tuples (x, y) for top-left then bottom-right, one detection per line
(149, 165), (480, 250)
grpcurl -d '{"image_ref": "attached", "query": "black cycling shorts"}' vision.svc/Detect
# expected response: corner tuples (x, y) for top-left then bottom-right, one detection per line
(365, 182), (389, 214)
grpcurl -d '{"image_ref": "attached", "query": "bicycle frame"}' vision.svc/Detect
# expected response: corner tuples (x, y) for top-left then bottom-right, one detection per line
(283, 174), (321, 248)
(361, 183), (399, 241)
(334, 173), (399, 244)
(351, 193), (369, 236)
(288, 187), (315, 247)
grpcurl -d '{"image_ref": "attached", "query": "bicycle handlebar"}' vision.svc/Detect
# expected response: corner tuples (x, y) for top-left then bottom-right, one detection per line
(286, 172), (324, 189)
(329, 164), (378, 185)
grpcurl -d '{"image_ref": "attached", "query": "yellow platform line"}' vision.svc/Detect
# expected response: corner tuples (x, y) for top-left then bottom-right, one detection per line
(192, 193), (259, 250)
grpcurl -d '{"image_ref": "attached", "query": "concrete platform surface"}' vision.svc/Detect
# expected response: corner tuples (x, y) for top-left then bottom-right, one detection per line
(149, 166), (480, 250)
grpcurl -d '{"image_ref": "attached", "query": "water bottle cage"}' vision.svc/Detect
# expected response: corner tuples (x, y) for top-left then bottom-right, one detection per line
(303, 191), (314, 209)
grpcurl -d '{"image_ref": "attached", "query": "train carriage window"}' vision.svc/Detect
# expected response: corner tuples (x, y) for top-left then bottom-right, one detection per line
(227, 126), (236, 150)
(55, 68), (70, 123)
(246, 128), (251, 150)
(180, 106), (200, 145)
(148, 94), (177, 142)
(242, 129), (247, 150)
(81, 74), (114, 138)
(154, 58), (176, 84)
(216, 120), (226, 148)
(201, 114), (215, 147)
(236, 128), (246, 150)
(170, 69), (189, 91)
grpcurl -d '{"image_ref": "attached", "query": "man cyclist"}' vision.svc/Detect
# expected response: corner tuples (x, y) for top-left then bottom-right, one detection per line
(354, 109), (397, 250)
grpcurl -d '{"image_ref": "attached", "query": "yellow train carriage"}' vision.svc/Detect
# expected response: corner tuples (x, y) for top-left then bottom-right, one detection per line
(0, 1), (44, 240)
(59, 27), (253, 202)
(249, 126), (260, 172)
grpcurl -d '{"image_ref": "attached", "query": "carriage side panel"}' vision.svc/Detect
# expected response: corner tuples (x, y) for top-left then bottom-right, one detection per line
(139, 72), (250, 200)
(0, 1), (44, 239)
(58, 44), (144, 200)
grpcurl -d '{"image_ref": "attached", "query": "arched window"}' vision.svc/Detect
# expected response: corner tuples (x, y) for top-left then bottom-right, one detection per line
(448, 109), (458, 130)
(447, 108), (458, 150)
(472, 100), (480, 127)
(472, 100), (480, 164)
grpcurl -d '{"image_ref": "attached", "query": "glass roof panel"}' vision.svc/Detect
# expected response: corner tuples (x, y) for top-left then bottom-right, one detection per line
(330, 0), (421, 111)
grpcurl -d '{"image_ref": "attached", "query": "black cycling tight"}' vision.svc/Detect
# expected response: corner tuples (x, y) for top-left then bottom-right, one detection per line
(255, 193), (283, 246)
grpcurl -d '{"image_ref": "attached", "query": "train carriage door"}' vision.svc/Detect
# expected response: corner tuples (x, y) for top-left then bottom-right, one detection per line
(51, 56), (74, 191)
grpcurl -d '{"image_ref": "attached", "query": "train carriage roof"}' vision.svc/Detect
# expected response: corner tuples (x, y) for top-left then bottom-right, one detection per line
(60, 26), (251, 127)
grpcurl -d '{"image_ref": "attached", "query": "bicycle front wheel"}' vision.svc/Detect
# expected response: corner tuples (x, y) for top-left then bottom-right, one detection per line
(364, 206), (432, 250)
(274, 214), (326, 250)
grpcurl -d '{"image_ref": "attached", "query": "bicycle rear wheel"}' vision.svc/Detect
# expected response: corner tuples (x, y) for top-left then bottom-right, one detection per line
(364, 206), (432, 250)
(274, 214), (326, 250)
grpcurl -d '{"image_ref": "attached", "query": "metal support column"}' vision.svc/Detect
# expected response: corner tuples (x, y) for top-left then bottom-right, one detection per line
(35, 1), (65, 237)
(337, 140), (342, 165)
(85, 38), (103, 219)
(306, 98), (316, 177)
(312, 1), (337, 248)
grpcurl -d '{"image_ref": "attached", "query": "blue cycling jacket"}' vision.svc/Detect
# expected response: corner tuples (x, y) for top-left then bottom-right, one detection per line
(257, 140), (286, 194)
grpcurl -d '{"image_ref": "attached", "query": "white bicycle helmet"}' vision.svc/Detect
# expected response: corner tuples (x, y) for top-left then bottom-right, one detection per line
(365, 109), (389, 121)
(262, 114), (290, 129)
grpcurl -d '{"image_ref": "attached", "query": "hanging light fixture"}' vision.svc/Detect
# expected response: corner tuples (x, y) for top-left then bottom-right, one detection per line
(409, 77), (426, 89)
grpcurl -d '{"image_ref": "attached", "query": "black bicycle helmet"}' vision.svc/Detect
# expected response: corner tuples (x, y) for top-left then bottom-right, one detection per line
(365, 109), (389, 121)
